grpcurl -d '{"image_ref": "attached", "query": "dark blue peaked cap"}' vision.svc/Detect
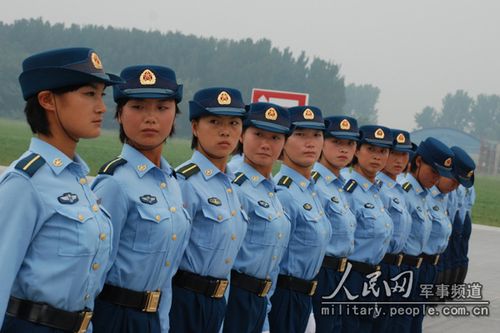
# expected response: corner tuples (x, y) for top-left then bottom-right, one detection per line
(243, 102), (291, 134)
(113, 65), (182, 103)
(288, 106), (325, 130)
(451, 146), (476, 187)
(416, 137), (454, 178)
(359, 125), (393, 148)
(324, 116), (360, 140)
(391, 129), (413, 153)
(189, 87), (246, 120)
(19, 47), (123, 100)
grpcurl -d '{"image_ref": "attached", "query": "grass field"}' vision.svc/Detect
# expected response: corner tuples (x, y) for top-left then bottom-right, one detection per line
(1, 117), (499, 227)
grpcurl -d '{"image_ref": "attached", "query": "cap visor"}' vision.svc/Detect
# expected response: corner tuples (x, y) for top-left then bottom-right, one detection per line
(207, 107), (246, 116)
(249, 120), (289, 134)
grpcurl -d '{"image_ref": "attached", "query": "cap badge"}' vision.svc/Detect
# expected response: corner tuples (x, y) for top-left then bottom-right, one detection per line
(340, 119), (351, 130)
(396, 133), (406, 144)
(265, 107), (278, 120)
(374, 128), (385, 139)
(303, 108), (315, 120)
(217, 91), (231, 105)
(467, 170), (474, 178)
(444, 157), (452, 167)
(91, 52), (103, 70)
(140, 69), (156, 85)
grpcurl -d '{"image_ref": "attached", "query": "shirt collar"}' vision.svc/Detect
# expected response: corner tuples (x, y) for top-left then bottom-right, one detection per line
(279, 164), (313, 192)
(377, 172), (397, 189)
(121, 144), (173, 178)
(401, 173), (428, 197)
(29, 137), (88, 176)
(350, 170), (377, 193)
(430, 185), (445, 199)
(313, 162), (339, 185)
(239, 162), (275, 190)
(191, 150), (224, 180)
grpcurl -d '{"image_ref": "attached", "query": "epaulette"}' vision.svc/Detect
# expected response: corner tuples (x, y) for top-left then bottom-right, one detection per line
(98, 157), (127, 175)
(176, 163), (200, 179)
(402, 182), (413, 192)
(232, 172), (248, 186)
(277, 176), (293, 188)
(14, 153), (45, 177)
(343, 179), (358, 193)
(311, 171), (320, 183)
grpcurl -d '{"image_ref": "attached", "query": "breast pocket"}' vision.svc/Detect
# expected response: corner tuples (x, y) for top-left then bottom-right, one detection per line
(356, 209), (380, 239)
(133, 204), (172, 253)
(297, 209), (325, 246)
(411, 206), (427, 235)
(249, 206), (281, 246)
(56, 205), (99, 257)
(190, 203), (231, 250)
(326, 201), (349, 236)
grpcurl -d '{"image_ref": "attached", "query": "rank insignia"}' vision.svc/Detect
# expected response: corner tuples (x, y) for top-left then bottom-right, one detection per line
(331, 196), (340, 204)
(444, 158), (452, 167)
(374, 128), (385, 139)
(258, 200), (270, 208)
(303, 108), (315, 120)
(140, 194), (158, 205)
(364, 203), (375, 209)
(140, 69), (156, 85)
(265, 107), (278, 120)
(396, 133), (406, 144)
(303, 203), (312, 211)
(340, 119), (351, 130)
(208, 197), (222, 206)
(58, 192), (79, 205)
(393, 197), (400, 204)
(91, 52), (103, 69)
(417, 206), (423, 212)
(217, 91), (231, 105)
(53, 158), (63, 167)
(432, 205), (440, 211)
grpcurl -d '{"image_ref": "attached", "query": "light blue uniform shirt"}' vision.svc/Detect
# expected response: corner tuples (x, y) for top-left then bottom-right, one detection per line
(376, 172), (412, 254)
(457, 185), (475, 221)
(273, 164), (332, 280)
(176, 151), (248, 279)
(424, 186), (452, 255)
(232, 163), (291, 280)
(399, 173), (432, 256)
(313, 162), (356, 258)
(91, 144), (191, 332)
(227, 153), (244, 171)
(0, 138), (112, 329)
(343, 170), (393, 265)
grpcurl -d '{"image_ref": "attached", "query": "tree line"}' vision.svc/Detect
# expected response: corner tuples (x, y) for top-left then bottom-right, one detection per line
(0, 18), (380, 137)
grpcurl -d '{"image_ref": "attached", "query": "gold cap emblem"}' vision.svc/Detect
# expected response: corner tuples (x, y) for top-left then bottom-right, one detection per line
(265, 107), (278, 120)
(444, 158), (452, 167)
(467, 170), (474, 178)
(217, 91), (231, 105)
(340, 119), (351, 130)
(91, 52), (103, 70)
(303, 108), (315, 120)
(374, 128), (385, 139)
(52, 158), (63, 167)
(140, 69), (156, 85)
(396, 133), (406, 144)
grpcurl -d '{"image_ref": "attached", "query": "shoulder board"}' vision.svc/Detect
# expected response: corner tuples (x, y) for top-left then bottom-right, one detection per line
(402, 182), (413, 192)
(98, 157), (127, 175)
(277, 176), (293, 188)
(14, 153), (45, 177)
(343, 179), (358, 193)
(176, 163), (200, 179)
(311, 171), (320, 183)
(232, 172), (248, 186)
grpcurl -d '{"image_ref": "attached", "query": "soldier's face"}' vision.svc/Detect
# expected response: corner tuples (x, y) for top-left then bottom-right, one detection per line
(283, 128), (324, 168)
(192, 115), (243, 159)
(384, 150), (410, 177)
(321, 137), (357, 169)
(414, 157), (440, 188)
(436, 176), (459, 193)
(355, 143), (390, 177)
(242, 127), (285, 173)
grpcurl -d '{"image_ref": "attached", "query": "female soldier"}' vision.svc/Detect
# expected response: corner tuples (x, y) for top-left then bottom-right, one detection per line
(269, 106), (332, 333)
(90, 65), (190, 333)
(0, 47), (121, 332)
(340, 125), (394, 333)
(372, 129), (413, 333)
(222, 102), (291, 333)
(169, 87), (248, 333)
(311, 116), (359, 333)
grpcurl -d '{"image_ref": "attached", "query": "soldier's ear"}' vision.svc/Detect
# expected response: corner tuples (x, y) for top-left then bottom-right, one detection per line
(37, 90), (56, 112)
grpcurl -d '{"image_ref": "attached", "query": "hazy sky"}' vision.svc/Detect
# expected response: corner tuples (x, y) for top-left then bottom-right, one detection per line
(2, 0), (500, 130)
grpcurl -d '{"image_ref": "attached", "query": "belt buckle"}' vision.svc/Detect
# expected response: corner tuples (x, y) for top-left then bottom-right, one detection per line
(374, 265), (381, 272)
(309, 281), (318, 296)
(76, 311), (93, 333)
(143, 290), (161, 312)
(396, 254), (404, 267)
(433, 254), (440, 266)
(338, 258), (347, 273)
(416, 257), (423, 269)
(259, 280), (272, 297)
(212, 280), (229, 298)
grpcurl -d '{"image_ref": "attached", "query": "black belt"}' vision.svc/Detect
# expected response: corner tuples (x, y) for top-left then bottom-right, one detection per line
(230, 270), (272, 297)
(6, 296), (92, 333)
(322, 255), (348, 273)
(172, 270), (228, 299)
(421, 253), (440, 266)
(98, 284), (161, 313)
(401, 254), (423, 268)
(348, 260), (381, 275)
(382, 253), (404, 267)
(277, 275), (318, 296)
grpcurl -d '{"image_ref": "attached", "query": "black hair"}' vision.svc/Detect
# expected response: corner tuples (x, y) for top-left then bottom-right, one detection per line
(409, 154), (419, 173)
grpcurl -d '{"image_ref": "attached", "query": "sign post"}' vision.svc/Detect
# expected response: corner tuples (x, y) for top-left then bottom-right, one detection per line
(251, 88), (309, 107)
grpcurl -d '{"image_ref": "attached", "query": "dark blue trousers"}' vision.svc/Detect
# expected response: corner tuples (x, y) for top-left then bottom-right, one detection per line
(92, 298), (160, 333)
(223, 285), (267, 333)
(268, 287), (311, 333)
(1, 315), (66, 333)
(312, 266), (345, 333)
(169, 285), (226, 333)
(411, 261), (437, 333)
(372, 262), (402, 333)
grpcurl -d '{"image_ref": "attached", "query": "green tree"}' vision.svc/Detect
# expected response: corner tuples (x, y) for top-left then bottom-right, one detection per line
(437, 90), (473, 131)
(471, 94), (500, 141)
(414, 106), (438, 129)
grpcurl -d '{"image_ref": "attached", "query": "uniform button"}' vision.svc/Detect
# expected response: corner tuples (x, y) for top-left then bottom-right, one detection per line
(231, 210), (237, 217)
(272, 256), (277, 260)
(79, 178), (87, 185)
(92, 263), (100, 271)
(155, 215), (161, 221)
(277, 212), (282, 217)
(339, 188), (343, 192)
(319, 212), (324, 216)
(217, 215), (223, 221)
(172, 234), (177, 241)
(160, 182), (167, 189)
(227, 188), (233, 193)
(165, 261), (171, 267)
(351, 241), (355, 245)
(277, 233), (283, 239)
(385, 223), (390, 228)
(170, 207), (177, 213)
(266, 275), (271, 280)
(268, 192), (274, 197)
(381, 208), (385, 212)
(231, 234), (236, 240)
(99, 233), (107, 241)
(84, 294), (90, 301)
(225, 258), (232, 264)
(92, 204), (99, 212)
(268, 215), (273, 221)
(374, 194), (378, 198)
(300, 181), (306, 187)
(312, 192), (316, 196)
(78, 214), (84, 221)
